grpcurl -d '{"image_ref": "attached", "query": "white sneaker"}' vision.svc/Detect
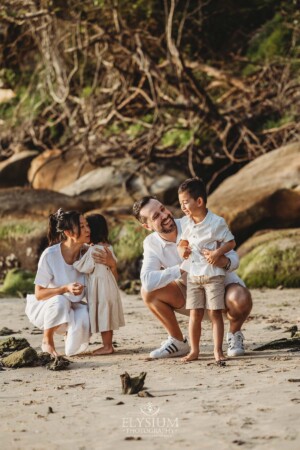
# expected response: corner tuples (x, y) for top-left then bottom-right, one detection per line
(227, 331), (245, 357)
(149, 336), (189, 359)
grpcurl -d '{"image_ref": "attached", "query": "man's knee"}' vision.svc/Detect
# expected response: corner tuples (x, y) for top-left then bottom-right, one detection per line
(141, 288), (155, 307)
(225, 284), (252, 315)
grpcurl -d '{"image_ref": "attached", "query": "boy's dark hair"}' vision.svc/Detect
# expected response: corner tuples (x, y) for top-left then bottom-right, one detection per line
(48, 209), (81, 246)
(86, 214), (109, 244)
(178, 177), (207, 204)
(132, 196), (156, 223)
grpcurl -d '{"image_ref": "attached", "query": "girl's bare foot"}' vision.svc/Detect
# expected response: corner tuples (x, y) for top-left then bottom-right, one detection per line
(41, 342), (59, 357)
(214, 348), (226, 362)
(92, 346), (114, 355)
(181, 351), (199, 362)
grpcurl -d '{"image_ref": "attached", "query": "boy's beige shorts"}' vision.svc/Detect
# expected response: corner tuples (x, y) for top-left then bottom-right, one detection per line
(175, 273), (225, 319)
(186, 275), (225, 310)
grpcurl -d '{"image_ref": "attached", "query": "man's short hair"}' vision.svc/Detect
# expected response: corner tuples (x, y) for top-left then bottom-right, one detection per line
(132, 196), (156, 223)
(178, 177), (207, 203)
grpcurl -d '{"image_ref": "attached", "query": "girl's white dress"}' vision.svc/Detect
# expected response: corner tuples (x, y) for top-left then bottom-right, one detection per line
(25, 244), (90, 356)
(73, 245), (125, 333)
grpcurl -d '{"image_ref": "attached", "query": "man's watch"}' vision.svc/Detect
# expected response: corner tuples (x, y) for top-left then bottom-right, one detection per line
(224, 257), (231, 271)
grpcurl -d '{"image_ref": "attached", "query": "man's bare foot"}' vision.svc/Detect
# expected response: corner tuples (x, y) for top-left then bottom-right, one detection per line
(214, 348), (226, 362)
(92, 346), (114, 355)
(181, 352), (199, 362)
(41, 342), (59, 357)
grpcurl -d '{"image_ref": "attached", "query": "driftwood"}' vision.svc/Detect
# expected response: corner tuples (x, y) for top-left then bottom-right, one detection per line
(120, 371), (147, 395)
(254, 337), (300, 351)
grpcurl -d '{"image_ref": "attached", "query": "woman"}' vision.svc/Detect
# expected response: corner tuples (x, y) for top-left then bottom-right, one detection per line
(25, 209), (91, 357)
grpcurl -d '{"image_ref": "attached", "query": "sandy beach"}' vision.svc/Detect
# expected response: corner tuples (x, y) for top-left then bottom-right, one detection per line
(0, 288), (300, 450)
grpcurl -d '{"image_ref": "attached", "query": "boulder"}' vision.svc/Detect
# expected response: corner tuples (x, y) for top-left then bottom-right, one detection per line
(61, 159), (187, 207)
(237, 228), (300, 288)
(0, 187), (94, 219)
(0, 150), (38, 187)
(28, 148), (97, 190)
(208, 142), (300, 243)
(61, 165), (134, 206)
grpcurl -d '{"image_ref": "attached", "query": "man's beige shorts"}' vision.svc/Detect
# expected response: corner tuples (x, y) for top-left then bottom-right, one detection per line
(186, 275), (225, 310)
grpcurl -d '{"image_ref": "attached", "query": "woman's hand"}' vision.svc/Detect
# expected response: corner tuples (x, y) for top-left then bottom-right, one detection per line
(66, 282), (85, 296)
(92, 246), (116, 269)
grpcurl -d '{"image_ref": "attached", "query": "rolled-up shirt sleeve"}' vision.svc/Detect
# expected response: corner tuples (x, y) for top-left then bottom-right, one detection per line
(141, 244), (181, 292)
(225, 249), (239, 272)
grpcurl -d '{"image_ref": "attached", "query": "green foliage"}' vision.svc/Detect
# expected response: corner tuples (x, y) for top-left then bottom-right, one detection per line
(262, 113), (295, 130)
(82, 86), (93, 98)
(237, 244), (300, 288)
(160, 128), (192, 148)
(246, 13), (292, 62)
(0, 268), (35, 297)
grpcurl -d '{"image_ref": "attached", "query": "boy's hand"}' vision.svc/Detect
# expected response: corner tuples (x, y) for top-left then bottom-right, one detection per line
(178, 240), (191, 260)
(201, 248), (220, 265)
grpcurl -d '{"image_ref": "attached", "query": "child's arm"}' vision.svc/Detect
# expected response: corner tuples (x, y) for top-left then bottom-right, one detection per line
(177, 239), (191, 260)
(202, 239), (236, 265)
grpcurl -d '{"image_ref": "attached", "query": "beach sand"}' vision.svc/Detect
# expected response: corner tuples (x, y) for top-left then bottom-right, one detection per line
(0, 289), (300, 450)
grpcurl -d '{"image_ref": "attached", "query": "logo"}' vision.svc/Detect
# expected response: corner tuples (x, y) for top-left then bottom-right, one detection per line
(121, 402), (179, 438)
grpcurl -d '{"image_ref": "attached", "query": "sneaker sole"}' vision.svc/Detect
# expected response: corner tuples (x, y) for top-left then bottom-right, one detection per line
(149, 349), (190, 359)
(227, 350), (245, 357)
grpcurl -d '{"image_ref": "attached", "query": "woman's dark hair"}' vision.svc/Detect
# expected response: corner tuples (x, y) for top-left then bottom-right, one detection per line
(86, 214), (109, 245)
(47, 209), (81, 246)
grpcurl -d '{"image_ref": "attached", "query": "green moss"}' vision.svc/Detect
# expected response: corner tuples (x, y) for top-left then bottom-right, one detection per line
(1, 347), (38, 368)
(0, 220), (45, 240)
(0, 268), (35, 297)
(0, 337), (30, 355)
(110, 219), (149, 264)
(237, 243), (300, 288)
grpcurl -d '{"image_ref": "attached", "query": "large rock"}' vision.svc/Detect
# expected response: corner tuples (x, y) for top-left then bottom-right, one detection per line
(61, 159), (187, 207)
(0, 150), (38, 187)
(0, 187), (93, 219)
(208, 142), (300, 242)
(237, 228), (300, 288)
(61, 166), (133, 206)
(28, 148), (97, 190)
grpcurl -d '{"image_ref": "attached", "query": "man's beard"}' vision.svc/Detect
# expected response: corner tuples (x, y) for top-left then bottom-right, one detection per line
(160, 215), (176, 234)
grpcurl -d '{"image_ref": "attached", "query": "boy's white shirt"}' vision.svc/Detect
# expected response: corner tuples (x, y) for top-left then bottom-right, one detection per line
(180, 209), (234, 277)
(140, 217), (243, 293)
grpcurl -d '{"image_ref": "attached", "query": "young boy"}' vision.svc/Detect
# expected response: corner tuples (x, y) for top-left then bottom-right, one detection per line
(178, 177), (236, 363)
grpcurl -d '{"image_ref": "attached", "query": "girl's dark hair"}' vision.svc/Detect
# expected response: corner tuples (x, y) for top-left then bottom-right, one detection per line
(86, 214), (109, 245)
(47, 208), (81, 246)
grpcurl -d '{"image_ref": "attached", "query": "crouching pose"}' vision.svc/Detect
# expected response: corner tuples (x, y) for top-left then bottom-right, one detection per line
(132, 195), (252, 359)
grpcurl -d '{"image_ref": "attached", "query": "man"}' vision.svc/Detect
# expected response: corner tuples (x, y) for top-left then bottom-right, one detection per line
(132, 196), (252, 359)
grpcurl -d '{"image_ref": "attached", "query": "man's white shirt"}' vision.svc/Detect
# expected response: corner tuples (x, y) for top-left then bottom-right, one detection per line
(141, 218), (244, 292)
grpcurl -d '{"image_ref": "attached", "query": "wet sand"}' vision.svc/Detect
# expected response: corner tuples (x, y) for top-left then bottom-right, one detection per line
(0, 289), (300, 450)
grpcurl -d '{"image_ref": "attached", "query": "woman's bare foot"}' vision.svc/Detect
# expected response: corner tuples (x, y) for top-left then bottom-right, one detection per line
(92, 346), (114, 355)
(41, 342), (59, 357)
(181, 351), (199, 362)
(214, 348), (226, 362)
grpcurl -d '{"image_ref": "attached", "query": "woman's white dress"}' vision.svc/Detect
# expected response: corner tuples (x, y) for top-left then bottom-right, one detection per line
(25, 244), (90, 356)
(73, 245), (125, 334)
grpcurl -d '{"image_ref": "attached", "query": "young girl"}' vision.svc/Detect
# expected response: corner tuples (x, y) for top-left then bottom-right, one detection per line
(73, 214), (125, 355)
